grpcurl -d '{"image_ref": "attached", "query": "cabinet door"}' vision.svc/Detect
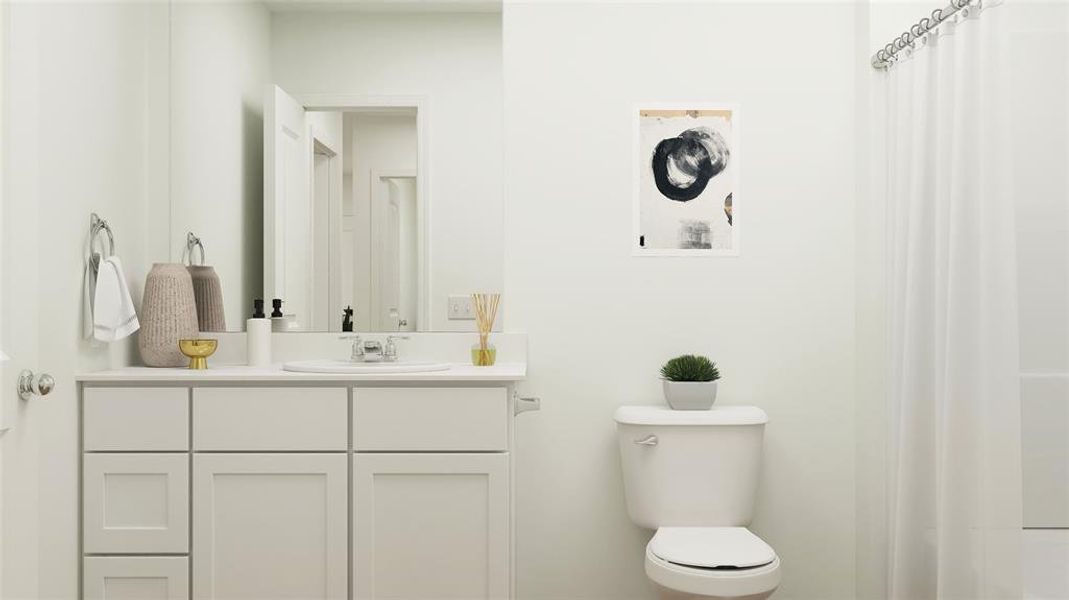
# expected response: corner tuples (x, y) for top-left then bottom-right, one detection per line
(83, 556), (188, 600)
(353, 453), (509, 600)
(192, 454), (348, 600)
(83, 454), (189, 554)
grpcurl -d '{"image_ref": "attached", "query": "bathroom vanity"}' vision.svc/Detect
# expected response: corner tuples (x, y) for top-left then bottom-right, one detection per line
(76, 362), (528, 600)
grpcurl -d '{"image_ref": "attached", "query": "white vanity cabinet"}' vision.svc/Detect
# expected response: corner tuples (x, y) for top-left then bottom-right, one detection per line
(192, 453), (349, 600)
(353, 453), (510, 599)
(79, 375), (521, 600)
(351, 387), (511, 599)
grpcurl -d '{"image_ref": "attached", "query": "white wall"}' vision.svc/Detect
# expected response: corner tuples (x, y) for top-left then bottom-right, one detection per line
(1008, 3), (1069, 532)
(503, 3), (858, 599)
(170, 1), (272, 330)
(344, 113), (418, 330)
(1, 1), (169, 596)
(271, 11), (503, 331)
(1011, 3), (1069, 376)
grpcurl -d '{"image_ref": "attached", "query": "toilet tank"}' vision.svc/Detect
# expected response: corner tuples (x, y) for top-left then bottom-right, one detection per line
(614, 405), (768, 529)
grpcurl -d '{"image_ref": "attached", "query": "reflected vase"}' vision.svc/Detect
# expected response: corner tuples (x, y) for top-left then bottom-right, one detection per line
(188, 265), (226, 332)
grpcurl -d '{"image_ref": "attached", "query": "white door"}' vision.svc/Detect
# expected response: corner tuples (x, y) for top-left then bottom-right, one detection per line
(264, 84), (308, 326)
(192, 453), (348, 600)
(83, 556), (189, 600)
(353, 453), (509, 600)
(1, 3), (44, 597)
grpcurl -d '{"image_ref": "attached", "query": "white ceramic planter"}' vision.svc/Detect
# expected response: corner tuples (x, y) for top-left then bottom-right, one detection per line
(662, 380), (718, 410)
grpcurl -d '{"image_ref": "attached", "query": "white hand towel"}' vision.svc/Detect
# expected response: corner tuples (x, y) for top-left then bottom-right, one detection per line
(93, 256), (140, 342)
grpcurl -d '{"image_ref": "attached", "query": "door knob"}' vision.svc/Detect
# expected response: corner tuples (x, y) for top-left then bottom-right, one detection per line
(18, 370), (55, 400)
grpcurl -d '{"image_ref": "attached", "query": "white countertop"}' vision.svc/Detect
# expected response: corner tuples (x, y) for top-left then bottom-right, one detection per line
(76, 362), (527, 383)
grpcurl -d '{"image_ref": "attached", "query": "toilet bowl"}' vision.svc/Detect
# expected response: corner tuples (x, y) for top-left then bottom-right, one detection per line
(614, 406), (779, 599)
(643, 527), (780, 600)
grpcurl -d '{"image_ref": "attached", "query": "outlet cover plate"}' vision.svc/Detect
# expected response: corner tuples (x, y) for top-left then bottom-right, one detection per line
(448, 295), (475, 320)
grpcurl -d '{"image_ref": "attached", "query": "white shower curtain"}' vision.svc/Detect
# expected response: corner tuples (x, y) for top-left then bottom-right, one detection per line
(883, 3), (1023, 599)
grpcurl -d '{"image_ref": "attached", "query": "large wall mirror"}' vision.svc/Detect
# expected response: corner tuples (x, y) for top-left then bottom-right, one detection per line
(167, 1), (503, 333)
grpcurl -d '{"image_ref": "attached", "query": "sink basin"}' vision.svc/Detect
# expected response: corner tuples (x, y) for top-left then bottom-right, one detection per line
(282, 359), (451, 374)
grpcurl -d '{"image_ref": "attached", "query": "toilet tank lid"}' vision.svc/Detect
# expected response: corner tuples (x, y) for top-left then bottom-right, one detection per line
(614, 405), (768, 426)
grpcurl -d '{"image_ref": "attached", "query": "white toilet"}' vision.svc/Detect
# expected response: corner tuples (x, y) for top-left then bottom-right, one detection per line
(614, 405), (780, 600)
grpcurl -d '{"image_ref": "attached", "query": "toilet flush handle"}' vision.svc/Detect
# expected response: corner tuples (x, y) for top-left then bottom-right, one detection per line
(634, 435), (658, 446)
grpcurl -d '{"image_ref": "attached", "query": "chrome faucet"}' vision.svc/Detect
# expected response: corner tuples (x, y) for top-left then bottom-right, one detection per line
(339, 335), (409, 362)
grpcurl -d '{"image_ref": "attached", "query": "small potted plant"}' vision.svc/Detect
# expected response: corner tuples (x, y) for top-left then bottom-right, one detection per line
(660, 354), (721, 410)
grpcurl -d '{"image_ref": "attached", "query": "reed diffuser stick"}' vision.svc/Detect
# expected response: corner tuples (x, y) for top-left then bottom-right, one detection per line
(472, 292), (500, 366)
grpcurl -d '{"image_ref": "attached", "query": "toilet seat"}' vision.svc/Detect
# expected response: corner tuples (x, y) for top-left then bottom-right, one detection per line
(645, 528), (781, 598)
(650, 527), (776, 569)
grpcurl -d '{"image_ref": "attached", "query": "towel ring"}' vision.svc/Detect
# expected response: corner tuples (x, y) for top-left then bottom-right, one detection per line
(89, 213), (115, 258)
(184, 232), (206, 266)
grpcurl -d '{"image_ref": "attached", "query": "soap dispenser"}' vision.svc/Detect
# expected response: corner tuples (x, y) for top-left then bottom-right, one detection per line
(270, 298), (292, 332)
(247, 299), (271, 367)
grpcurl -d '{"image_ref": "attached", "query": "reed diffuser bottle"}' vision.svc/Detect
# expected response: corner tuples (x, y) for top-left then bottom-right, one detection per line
(471, 292), (500, 366)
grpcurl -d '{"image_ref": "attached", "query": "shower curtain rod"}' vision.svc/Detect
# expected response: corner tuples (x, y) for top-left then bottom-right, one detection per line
(871, 0), (976, 69)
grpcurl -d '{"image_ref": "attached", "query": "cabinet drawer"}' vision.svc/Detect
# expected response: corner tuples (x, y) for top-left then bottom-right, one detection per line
(83, 454), (189, 554)
(194, 388), (348, 451)
(83, 388), (189, 451)
(353, 387), (507, 451)
(83, 556), (188, 600)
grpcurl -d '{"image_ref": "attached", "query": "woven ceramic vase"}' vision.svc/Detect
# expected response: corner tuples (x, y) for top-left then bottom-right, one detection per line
(139, 263), (199, 367)
(188, 265), (226, 332)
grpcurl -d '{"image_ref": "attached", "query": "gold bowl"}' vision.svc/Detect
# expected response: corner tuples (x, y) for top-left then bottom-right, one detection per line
(179, 339), (218, 370)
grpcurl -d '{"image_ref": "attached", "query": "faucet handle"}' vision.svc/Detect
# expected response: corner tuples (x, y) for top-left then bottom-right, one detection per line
(384, 335), (410, 361)
(338, 335), (363, 361)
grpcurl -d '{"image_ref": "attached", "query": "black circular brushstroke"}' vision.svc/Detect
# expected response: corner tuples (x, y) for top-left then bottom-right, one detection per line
(650, 127), (730, 202)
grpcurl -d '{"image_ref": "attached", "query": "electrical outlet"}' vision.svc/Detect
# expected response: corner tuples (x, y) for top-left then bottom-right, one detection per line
(447, 295), (475, 320)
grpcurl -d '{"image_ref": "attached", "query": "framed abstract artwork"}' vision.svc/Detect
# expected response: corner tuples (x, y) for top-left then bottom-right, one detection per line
(634, 104), (739, 256)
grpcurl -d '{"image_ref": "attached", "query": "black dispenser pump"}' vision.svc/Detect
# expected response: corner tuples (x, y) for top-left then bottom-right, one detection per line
(271, 298), (283, 318)
(252, 299), (266, 319)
